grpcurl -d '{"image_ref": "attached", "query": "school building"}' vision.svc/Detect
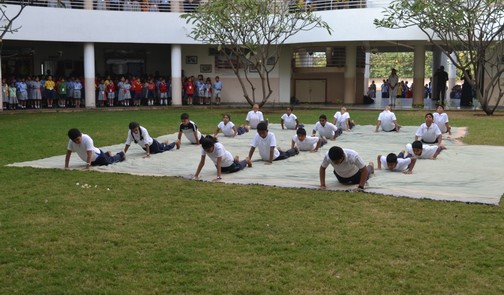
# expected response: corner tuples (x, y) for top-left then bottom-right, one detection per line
(2, 0), (502, 108)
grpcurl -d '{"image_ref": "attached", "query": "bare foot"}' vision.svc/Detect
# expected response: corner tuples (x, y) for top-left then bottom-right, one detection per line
(246, 157), (252, 168)
(369, 162), (374, 174)
(106, 151), (113, 157)
(163, 140), (169, 145)
(234, 156), (240, 163)
(175, 140), (181, 149)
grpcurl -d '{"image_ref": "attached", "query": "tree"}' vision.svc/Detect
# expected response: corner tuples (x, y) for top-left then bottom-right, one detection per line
(181, 0), (332, 107)
(1, 1), (33, 111)
(374, 0), (504, 115)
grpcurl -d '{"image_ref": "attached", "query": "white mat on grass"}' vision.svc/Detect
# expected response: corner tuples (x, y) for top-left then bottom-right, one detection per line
(8, 124), (504, 205)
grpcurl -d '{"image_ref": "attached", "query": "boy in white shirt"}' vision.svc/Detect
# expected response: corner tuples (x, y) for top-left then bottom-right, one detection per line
(178, 113), (202, 145)
(433, 105), (451, 134)
(406, 140), (445, 160)
(375, 105), (400, 132)
(123, 122), (179, 158)
(415, 112), (443, 146)
(280, 106), (300, 130)
(291, 127), (325, 152)
(377, 153), (416, 174)
(333, 107), (354, 131)
(312, 114), (341, 140)
(245, 103), (264, 129)
(248, 122), (298, 164)
(319, 146), (374, 190)
(65, 128), (125, 169)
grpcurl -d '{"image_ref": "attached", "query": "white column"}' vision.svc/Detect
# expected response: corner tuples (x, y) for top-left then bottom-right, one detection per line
(171, 44), (182, 106)
(448, 51), (458, 98)
(84, 0), (93, 9)
(413, 44), (426, 105)
(278, 46), (292, 105)
(364, 51), (370, 95)
(84, 42), (96, 108)
(344, 45), (356, 104)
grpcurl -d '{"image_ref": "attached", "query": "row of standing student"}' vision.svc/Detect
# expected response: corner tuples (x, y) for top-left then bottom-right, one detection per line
(65, 104), (452, 190)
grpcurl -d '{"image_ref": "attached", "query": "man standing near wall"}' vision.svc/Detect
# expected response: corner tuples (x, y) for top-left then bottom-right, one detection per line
(433, 66), (449, 105)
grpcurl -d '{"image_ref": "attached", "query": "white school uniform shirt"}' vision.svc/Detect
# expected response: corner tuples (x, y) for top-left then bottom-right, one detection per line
(125, 126), (153, 147)
(251, 132), (280, 161)
(333, 111), (350, 130)
(380, 156), (411, 172)
(292, 134), (319, 151)
(313, 122), (338, 138)
(67, 134), (100, 163)
(281, 113), (298, 129)
(433, 112), (449, 133)
(217, 121), (235, 137)
(416, 123), (442, 143)
(377, 110), (397, 131)
(201, 142), (234, 168)
(180, 121), (202, 144)
(406, 143), (438, 159)
(246, 110), (264, 129)
(321, 149), (366, 178)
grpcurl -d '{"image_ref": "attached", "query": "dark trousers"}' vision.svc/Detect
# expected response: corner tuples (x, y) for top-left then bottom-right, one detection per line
(145, 139), (176, 154)
(334, 165), (372, 185)
(220, 160), (247, 173)
(274, 148), (299, 161)
(91, 150), (124, 166)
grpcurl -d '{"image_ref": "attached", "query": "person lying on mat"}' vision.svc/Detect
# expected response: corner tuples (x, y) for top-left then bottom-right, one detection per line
(193, 135), (252, 181)
(65, 128), (125, 170)
(319, 146), (373, 190)
(312, 114), (341, 141)
(405, 140), (445, 160)
(377, 152), (416, 174)
(123, 121), (180, 158)
(291, 127), (325, 152)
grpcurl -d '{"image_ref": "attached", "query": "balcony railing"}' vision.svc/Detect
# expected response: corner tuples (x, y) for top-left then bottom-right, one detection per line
(3, 0), (371, 13)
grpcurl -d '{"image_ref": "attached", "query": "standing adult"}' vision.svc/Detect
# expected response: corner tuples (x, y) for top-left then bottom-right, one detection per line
(434, 66), (449, 105)
(460, 70), (474, 107)
(387, 69), (399, 106)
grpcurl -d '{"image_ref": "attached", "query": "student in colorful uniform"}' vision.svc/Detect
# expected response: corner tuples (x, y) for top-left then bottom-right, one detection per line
(213, 76), (222, 105)
(248, 122), (298, 165)
(178, 113), (202, 145)
(280, 106), (300, 130)
(44, 76), (56, 108)
(193, 135), (252, 181)
(214, 114), (249, 137)
(123, 121), (180, 158)
(65, 128), (125, 169)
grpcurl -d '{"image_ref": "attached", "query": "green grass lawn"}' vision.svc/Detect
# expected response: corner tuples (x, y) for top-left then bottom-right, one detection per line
(1, 108), (503, 294)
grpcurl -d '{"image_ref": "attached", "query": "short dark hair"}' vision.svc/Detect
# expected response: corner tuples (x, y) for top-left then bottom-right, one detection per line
(201, 135), (218, 150)
(386, 153), (398, 163)
(257, 122), (268, 131)
(425, 112), (434, 119)
(223, 113), (231, 120)
(180, 113), (189, 120)
(129, 121), (140, 130)
(328, 146), (344, 161)
(412, 140), (423, 150)
(68, 128), (81, 140)
(296, 127), (307, 136)
(319, 114), (327, 120)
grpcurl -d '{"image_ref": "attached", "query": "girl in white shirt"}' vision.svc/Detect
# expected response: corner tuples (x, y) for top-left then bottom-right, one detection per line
(194, 136), (251, 180)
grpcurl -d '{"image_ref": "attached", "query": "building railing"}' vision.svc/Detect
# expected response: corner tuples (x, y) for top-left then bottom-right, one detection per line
(3, 0), (370, 13)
